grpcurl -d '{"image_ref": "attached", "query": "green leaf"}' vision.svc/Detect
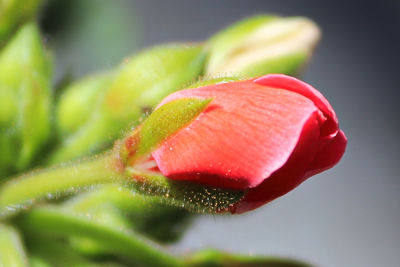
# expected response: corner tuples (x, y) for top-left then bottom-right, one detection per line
(0, 224), (28, 267)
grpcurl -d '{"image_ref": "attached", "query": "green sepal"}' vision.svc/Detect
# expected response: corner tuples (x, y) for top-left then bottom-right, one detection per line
(124, 168), (244, 214)
(123, 97), (212, 164)
(186, 76), (241, 89)
(0, 224), (28, 267)
(0, 23), (52, 176)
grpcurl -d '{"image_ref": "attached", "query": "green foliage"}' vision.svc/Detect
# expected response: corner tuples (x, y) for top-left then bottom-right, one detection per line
(0, 0), (42, 45)
(16, 207), (184, 266)
(63, 185), (193, 244)
(28, 237), (119, 267)
(0, 23), (52, 177)
(0, 224), (28, 267)
(56, 72), (114, 137)
(48, 44), (207, 164)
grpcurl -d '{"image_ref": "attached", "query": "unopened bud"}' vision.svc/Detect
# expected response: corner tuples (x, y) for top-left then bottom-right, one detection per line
(0, 23), (52, 176)
(56, 72), (114, 137)
(206, 15), (321, 77)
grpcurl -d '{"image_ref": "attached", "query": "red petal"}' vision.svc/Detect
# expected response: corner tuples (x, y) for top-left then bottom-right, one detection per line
(305, 130), (347, 177)
(254, 74), (338, 137)
(152, 80), (318, 190)
(231, 111), (321, 213)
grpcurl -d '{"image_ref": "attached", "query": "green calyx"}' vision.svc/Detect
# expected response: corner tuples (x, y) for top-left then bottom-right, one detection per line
(0, 23), (52, 177)
(121, 97), (212, 165)
(125, 168), (245, 213)
(206, 15), (320, 77)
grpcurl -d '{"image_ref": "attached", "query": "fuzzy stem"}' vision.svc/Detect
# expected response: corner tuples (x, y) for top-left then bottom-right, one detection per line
(0, 152), (122, 218)
(0, 150), (244, 219)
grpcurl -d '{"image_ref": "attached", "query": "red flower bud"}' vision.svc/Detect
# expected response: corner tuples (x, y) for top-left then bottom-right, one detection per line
(149, 74), (347, 213)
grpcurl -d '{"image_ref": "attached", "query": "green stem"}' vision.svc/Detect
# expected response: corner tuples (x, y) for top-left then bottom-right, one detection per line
(17, 207), (184, 267)
(185, 248), (311, 267)
(0, 223), (28, 267)
(0, 152), (122, 218)
(0, 149), (243, 219)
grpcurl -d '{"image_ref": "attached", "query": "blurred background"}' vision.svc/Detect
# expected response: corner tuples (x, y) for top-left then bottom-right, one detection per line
(39, 0), (399, 266)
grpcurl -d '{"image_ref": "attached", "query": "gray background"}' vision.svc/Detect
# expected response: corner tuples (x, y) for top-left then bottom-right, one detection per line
(49, 1), (400, 266)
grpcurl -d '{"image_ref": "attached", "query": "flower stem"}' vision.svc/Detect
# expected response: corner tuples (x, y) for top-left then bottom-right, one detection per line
(0, 149), (244, 219)
(17, 207), (184, 266)
(18, 207), (183, 266)
(0, 152), (122, 218)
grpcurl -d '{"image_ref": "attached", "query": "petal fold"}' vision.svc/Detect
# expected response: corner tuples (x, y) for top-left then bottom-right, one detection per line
(254, 74), (338, 137)
(305, 130), (347, 177)
(232, 111), (320, 213)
